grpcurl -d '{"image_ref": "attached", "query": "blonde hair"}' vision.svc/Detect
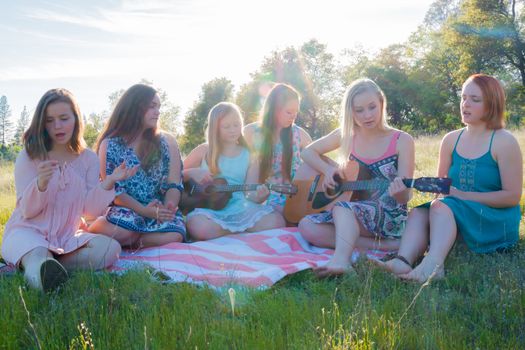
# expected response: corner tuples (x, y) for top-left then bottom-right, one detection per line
(340, 78), (389, 160)
(205, 102), (247, 175)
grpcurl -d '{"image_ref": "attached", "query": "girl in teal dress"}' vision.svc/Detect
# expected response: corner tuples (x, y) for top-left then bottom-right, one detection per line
(377, 74), (523, 283)
(243, 83), (312, 214)
(184, 102), (285, 241)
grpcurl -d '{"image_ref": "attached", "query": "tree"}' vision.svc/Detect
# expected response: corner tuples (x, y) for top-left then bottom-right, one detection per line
(13, 105), (30, 146)
(159, 102), (182, 136)
(340, 22), (464, 134)
(444, 0), (525, 85)
(105, 79), (183, 136)
(179, 78), (234, 155)
(298, 40), (343, 137)
(236, 39), (342, 139)
(423, 0), (461, 30)
(0, 96), (13, 146)
(83, 112), (105, 148)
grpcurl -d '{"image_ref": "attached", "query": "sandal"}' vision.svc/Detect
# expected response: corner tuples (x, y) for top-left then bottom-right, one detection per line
(380, 253), (413, 269)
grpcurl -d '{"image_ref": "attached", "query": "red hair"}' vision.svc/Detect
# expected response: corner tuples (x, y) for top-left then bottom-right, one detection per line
(464, 74), (505, 129)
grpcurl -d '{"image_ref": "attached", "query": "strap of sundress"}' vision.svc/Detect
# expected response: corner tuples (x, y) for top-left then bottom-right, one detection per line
(488, 130), (496, 152)
(453, 128), (465, 153)
(384, 131), (402, 157)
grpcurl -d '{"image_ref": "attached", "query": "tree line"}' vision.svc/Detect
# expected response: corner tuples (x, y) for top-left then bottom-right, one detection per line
(1, 0), (524, 159)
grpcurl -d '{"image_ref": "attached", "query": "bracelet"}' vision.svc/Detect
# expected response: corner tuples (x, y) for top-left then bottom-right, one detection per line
(161, 182), (184, 193)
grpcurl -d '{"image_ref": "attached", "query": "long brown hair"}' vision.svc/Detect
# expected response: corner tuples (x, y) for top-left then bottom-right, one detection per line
(96, 84), (161, 169)
(24, 88), (85, 160)
(205, 102), (248, 175)
(258, 83), (300, 183)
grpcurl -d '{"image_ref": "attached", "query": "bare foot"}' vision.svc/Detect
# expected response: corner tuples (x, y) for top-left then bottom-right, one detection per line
(313, 259), (355, 278)
(399, 256), (444, 283)
(371, 257), (412, 276)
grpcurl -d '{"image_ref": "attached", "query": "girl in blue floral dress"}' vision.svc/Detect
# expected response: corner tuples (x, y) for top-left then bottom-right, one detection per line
(243, 83), (312, 213)
(184, 102), (284, 241)
(298, 78), (415, 277)
(89, 84), (187, 247)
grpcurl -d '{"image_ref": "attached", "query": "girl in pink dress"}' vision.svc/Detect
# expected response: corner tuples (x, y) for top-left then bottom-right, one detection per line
(1, 89), (135, 292)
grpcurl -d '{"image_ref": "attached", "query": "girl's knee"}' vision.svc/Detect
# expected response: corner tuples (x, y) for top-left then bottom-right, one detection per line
(332, 205), (352, 217)
(408, 207), (430, 225)
(429, 200), (452, 215)
(90, 236), (121, 268)
(102, 241), (121, 268)
(298, 218), (315, 241)
(410, 207), (428, 217)
(104, 237), (122, 257)
(115, 230), (139, 247)
(190, 230), (212, 241)
(165, 232), (184, 243)
(266, 212), (285, 228)
(187, 217), (214, 241)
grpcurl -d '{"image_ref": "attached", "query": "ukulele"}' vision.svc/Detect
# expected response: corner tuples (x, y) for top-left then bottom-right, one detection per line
(283, 160), (452, 224)
(180, 178), (297, 214)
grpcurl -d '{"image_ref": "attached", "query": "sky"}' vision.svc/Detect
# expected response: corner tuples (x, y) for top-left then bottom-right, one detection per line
(0, 0), (436, 126)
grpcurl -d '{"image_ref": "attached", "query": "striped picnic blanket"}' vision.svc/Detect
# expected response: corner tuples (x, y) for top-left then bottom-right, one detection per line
(112, 227), (390, 289)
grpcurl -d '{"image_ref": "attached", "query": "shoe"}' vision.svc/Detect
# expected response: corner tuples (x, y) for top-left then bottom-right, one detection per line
(40, 259), (68, 293)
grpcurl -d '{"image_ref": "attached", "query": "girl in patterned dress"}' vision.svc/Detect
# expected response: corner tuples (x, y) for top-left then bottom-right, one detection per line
(298, 78), (415, 277)
(376, 74), (522, 283)
(1, 89), (131, 291)
(243, 83), (312, 214)
(183, 102), (285, 240)
(89, 84), (187, 248)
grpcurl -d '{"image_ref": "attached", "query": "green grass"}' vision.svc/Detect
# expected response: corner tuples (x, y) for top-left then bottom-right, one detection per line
(0, 132), (524, 349)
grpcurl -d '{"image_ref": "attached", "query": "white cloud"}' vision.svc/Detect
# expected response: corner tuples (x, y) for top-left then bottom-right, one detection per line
(2, 0), (435, 120)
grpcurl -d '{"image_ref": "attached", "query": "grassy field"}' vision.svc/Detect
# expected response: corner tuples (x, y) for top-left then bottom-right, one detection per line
(0, 132), (524, 349)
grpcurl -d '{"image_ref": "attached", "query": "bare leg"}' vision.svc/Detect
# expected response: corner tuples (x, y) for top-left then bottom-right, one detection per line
(374, 207), (429, 276)
(247, 212), (286, 232)
(400, 200), (455, 282)
(88, 217), (140, 247)
(58, 236), (121, 270)
(187, 215), (229, 241)
(299, 217), (400, 251)
(299, 218), (336, 248)
(313, 206), (365, 277)
(139, 232), (184, 247)
(90, 217), (183, 248)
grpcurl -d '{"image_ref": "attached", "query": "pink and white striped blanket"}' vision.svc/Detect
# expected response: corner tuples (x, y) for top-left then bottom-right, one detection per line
(112, 227), (390, 289)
